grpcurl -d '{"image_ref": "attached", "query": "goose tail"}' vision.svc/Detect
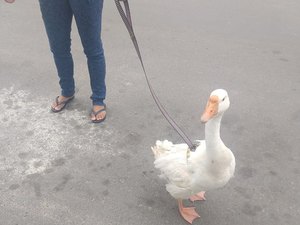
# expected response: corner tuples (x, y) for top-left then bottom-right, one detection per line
(152, 140), (173, 159)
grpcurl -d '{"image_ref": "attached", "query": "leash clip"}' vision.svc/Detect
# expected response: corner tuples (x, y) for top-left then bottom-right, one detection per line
(190, 141), (201, 152)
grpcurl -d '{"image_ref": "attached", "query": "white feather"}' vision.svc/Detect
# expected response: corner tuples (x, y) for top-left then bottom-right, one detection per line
(152, 89), (235, 200)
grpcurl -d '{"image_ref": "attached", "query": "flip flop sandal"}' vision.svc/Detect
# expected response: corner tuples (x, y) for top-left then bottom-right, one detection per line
(91, 104), (106, 123)
(51, 96), (74, 113)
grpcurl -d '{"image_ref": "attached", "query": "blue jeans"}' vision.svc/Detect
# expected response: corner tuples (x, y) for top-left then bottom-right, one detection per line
(39, 0), (106, 106)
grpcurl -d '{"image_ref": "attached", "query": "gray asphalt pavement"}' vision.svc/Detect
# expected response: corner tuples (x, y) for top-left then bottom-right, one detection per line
(0, 0), (299, 225)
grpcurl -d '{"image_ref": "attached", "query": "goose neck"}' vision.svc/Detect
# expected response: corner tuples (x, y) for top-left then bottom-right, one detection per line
(205, 115), (223, 149)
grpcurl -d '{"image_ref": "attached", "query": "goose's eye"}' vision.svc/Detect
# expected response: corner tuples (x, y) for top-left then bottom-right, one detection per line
(222, 97), (226, 102)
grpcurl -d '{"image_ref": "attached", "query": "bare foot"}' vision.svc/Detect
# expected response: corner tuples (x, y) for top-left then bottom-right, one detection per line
(91, 105), (106, 123)
(51, 95), (74, 112)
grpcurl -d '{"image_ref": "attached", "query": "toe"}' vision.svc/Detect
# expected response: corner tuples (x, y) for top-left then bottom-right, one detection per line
(92, 105), (106, 121)
(90, 112), (96, 120)
(96, 111), (106, 120)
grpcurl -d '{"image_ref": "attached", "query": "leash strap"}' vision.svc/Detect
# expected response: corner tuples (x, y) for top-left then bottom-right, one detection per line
(114, 0), (196, 150)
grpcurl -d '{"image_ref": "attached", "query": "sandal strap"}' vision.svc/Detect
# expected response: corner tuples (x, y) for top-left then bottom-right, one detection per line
(55, 96), (60, 105)
(92, 105), (106, 116)
(92, 108), (106, 117)
(55, 96), (74, 106)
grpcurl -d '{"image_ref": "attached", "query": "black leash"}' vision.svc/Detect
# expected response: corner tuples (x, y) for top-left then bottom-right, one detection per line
(114, 0), (196, 150)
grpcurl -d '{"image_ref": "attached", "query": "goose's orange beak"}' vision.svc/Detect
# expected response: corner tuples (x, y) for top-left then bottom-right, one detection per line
(201, 95), (219, 123)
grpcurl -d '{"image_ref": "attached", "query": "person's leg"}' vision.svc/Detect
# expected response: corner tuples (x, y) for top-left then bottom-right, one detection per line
(70, 0), (106, 121)
(39, 0), (75, 110)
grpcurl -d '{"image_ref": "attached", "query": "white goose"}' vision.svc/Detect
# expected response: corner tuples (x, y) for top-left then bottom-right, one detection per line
(152, 89), (235, 224)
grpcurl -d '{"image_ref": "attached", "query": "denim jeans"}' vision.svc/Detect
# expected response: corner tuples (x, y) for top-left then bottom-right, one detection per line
(39, 0), (106, 106)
